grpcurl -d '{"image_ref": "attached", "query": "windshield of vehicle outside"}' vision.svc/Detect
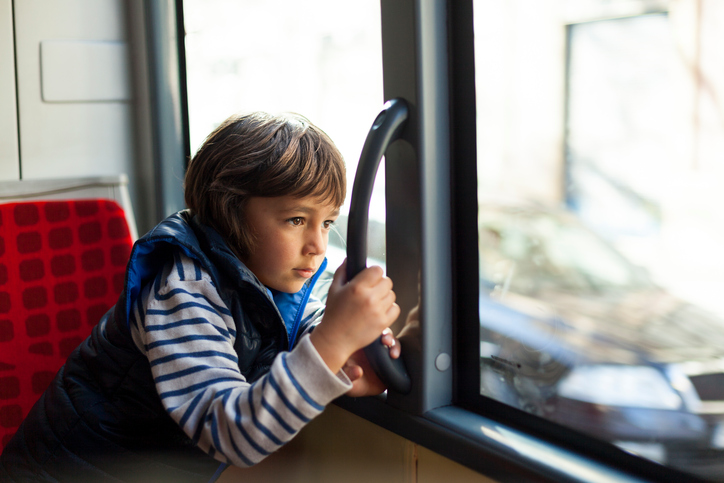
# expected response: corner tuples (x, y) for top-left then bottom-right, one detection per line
(479, 207), (652, 296)
(474, 2), (724, 478)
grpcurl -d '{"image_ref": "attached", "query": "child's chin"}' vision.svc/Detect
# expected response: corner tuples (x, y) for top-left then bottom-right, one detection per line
(272, 282), (305, 294)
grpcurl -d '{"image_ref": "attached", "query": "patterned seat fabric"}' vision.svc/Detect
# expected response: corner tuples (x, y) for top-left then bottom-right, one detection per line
(0, 199), (133, 449)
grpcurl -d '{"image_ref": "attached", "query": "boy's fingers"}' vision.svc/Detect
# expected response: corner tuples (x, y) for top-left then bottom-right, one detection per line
(361, 274), (393, 301)
(380, 329), (395, 347)
(380, 329), (401, 359)
(389, 341), (401, 359)
(380, 290), (397, 311)
(352, 265), (385, 286)
(365, 265), (385, 278)
(374, 275), (393, 293)
(387, 302), (401, 321)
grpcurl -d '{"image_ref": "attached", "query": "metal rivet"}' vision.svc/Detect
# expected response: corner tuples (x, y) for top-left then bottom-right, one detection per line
(435, 353), (451, 372)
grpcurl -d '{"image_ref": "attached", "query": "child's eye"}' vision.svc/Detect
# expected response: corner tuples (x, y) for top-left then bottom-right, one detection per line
(323, 220), (336, 229)
(288, 217), (304, 226)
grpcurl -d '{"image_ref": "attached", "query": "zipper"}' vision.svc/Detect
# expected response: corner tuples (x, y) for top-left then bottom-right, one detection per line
(288, 257), (328, 348)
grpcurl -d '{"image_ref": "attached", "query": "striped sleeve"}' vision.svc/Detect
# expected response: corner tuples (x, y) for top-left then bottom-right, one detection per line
(295, 295), (325, 342)
(130, 251), (352, 467)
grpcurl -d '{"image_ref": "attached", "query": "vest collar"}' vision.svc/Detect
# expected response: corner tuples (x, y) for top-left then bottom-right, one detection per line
(125, 211), (327, 346)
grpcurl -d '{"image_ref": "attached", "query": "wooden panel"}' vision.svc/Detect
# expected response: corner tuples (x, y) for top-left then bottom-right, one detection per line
(417, 445), (497, 483)
(218, 404), (415, 483)
(218, 404), (500, 482)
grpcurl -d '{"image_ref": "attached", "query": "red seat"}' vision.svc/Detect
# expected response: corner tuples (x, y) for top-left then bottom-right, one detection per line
(0, 199), (133, 449)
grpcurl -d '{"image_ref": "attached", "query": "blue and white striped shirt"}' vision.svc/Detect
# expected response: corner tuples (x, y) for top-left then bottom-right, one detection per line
(129, 251), (351, 467)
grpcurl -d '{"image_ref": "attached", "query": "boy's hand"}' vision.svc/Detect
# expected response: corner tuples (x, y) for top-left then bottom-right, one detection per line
(310, 261), (400, 375)
(343, 329), (400, 397)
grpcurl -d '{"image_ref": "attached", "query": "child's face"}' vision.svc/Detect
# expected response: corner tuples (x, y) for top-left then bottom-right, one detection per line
(242, 195), (340, 293)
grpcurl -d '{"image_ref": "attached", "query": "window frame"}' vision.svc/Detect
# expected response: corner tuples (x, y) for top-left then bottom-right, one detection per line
(340, 0), (707, 481)
(172, 0), (707, 480)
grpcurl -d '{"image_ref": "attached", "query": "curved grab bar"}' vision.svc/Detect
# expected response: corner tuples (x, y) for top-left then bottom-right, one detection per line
(347, 98), (412, 395)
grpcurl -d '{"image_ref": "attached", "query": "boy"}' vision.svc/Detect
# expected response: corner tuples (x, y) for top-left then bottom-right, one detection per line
(0, 112), (400, 482)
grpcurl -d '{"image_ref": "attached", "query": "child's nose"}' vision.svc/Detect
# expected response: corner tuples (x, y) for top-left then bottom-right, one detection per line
(304, 227), (326, 255)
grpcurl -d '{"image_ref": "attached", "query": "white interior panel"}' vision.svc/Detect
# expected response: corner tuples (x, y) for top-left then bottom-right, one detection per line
(14, 0), (135, 181)
(0, 0), (19, 180)
(40, 40), (131, 102)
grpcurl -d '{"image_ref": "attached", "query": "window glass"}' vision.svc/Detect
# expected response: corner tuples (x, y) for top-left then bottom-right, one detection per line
(183, 0), (386, 291)
(475, 0), (724, 478)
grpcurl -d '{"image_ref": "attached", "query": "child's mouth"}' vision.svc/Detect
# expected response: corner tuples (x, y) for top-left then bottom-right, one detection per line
(294, 268), (315, 278)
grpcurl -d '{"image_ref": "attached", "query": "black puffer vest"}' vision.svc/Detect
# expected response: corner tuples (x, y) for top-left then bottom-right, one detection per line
(1, 212), (290, 482)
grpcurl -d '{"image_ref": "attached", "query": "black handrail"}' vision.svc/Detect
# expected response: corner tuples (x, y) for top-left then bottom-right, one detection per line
(347, 98), (412, 395)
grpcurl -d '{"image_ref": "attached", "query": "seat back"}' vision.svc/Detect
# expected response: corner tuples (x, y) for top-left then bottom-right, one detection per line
(0, 177), (135, 449)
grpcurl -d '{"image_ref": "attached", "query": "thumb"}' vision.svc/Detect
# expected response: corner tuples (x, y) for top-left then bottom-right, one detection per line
(330, 259), (349, 292)
(342, 359), (363, 382)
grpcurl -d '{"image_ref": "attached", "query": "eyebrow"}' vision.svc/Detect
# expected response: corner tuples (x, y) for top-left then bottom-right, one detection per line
(282, 206), (340, 217)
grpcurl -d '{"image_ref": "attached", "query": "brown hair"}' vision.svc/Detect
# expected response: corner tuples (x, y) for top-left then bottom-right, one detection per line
(184, 112), (346, 258)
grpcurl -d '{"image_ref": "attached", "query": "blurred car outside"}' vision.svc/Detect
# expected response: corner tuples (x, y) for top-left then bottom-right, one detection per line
(477, 197), (724, 479)
(313, 197), (724, 478)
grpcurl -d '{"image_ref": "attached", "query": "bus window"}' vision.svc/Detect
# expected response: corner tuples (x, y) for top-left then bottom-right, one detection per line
(182, 0), (387, 286)
(473, 0), (724, 479)
(177, 0), (723, 480)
